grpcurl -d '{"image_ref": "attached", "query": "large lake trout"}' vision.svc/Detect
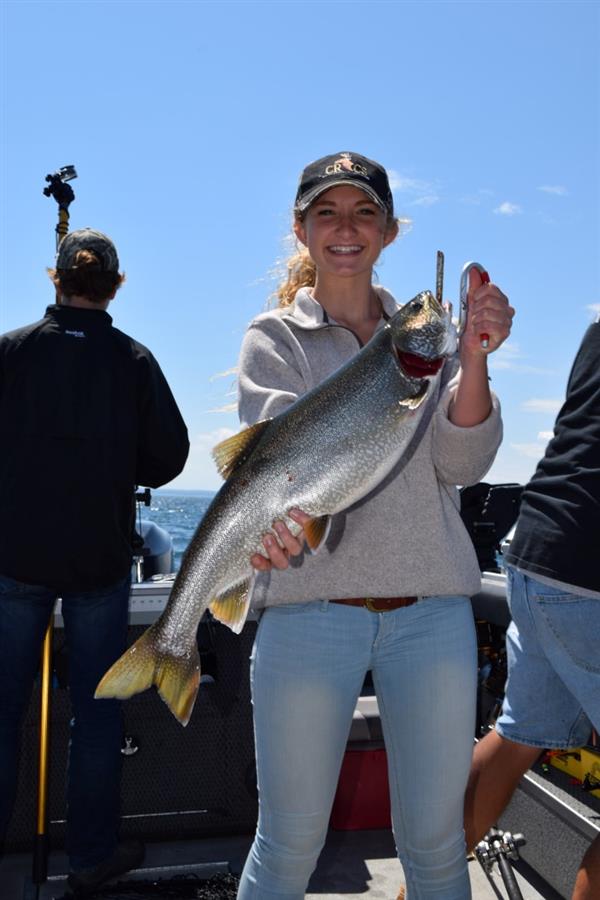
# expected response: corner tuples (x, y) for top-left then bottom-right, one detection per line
(96, 291), (456, 724)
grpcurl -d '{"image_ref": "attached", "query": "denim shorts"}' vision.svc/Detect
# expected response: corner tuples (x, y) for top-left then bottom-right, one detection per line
(496, 567), (600, 749)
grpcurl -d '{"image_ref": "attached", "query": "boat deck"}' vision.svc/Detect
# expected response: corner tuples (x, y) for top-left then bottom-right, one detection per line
(0, 827), (562, 899)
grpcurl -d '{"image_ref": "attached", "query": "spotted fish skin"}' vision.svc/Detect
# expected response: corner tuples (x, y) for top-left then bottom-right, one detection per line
(96, 292), (456, 724)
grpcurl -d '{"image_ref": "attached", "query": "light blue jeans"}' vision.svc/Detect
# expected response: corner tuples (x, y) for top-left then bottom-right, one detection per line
(237, 597), (477, 899)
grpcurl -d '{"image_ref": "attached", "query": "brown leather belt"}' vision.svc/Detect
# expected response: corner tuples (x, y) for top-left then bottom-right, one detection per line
(331, 596), (419, 613)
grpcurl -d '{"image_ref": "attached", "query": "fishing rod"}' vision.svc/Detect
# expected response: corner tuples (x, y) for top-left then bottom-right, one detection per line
(25, 166), (79, 899)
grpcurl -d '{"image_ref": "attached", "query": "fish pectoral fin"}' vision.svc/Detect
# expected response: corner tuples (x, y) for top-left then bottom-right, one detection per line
(94, 622), (200, 727)
(398, 383), (428, 409)
(303, 515), (331, 553)
(209, 577), (253, 634)
(212, 420), (271, 479)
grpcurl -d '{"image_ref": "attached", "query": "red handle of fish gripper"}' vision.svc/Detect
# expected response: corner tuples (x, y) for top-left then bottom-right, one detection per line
(480, 269), (490, 348)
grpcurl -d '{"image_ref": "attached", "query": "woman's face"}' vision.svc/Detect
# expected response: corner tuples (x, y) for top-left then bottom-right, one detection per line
(294, 185), (397, 280)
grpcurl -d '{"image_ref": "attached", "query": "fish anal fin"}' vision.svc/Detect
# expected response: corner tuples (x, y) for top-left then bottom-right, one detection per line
(94, 622), (200, 727)
(212, 420), (271, 480)
(209, 578), (253, 634)
(303, 515), (331, 553)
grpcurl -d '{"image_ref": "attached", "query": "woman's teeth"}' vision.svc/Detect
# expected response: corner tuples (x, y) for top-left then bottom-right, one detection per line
(328, 245), (362, 254)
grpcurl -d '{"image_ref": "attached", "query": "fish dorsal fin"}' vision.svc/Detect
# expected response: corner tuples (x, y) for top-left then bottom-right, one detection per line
(304, 515), (331, 553)
(212, 420), (271, 480)
(398, 383), (428, 409)
(209, 577), (254, 634)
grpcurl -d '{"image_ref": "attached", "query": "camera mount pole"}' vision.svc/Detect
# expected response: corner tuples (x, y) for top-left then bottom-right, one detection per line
(43, 165), (78, 250)
(26, 167), (79, 897)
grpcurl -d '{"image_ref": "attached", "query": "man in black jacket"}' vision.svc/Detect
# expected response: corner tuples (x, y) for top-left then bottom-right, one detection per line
(464, 316), (600, 900)
(0, 229), (190, 895)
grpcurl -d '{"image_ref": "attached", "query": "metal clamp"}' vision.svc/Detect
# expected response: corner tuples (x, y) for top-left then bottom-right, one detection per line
(475, 827), (527, 900)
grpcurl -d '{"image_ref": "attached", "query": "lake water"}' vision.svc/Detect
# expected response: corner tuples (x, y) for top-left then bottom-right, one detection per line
(137, 489), (215, 571)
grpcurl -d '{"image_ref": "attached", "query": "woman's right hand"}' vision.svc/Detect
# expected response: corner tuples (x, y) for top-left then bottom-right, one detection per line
(251, 508), (311, 571)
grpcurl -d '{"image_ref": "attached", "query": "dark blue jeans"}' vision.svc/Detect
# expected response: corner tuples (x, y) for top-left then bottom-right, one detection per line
(0, 572), (130, 870)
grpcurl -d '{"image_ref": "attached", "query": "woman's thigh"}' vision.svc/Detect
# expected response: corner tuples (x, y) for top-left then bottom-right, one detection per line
(373, 596), (477, 848)
(251, 601), (373, 820)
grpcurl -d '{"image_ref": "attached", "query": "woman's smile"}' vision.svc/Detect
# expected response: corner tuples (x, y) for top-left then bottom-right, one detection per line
(327, 244), (364, 255)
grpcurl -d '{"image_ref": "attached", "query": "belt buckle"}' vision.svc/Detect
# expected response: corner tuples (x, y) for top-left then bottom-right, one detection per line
(365, 598), (383, 613)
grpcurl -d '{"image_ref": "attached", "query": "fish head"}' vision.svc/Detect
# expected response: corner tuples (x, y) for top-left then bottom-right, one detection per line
(387, 290), (457, 379)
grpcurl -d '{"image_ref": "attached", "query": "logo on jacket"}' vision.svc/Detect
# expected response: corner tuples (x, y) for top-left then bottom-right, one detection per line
(65, 330), (86, 338)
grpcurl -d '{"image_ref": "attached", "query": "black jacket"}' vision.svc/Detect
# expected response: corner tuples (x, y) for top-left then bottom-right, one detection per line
(0, 305), (190, 591)
(506, 319), (600, 593)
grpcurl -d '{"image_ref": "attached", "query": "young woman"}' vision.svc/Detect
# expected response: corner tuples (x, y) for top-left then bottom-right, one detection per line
(235, 152), (514, 899)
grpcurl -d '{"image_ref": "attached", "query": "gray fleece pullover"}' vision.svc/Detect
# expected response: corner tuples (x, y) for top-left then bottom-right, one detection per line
(237, 286), (503, 607)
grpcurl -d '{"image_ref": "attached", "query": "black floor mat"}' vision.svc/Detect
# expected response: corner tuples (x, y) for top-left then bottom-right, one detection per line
(55, 873), (240, 900)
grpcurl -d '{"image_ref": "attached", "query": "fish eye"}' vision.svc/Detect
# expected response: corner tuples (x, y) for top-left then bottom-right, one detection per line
(411, 299), (424, 312)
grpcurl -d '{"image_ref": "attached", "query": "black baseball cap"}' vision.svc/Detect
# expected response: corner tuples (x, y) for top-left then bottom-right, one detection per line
(295, 152), (394, 217)
(56, 228), (119, 272)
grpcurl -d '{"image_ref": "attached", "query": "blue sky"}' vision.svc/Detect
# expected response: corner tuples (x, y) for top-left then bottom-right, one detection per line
(2, 0), (598, 491)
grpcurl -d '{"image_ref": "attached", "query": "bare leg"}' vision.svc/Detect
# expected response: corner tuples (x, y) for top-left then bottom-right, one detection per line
(464, 730), (542, 851)
(572, 834), (600, 900)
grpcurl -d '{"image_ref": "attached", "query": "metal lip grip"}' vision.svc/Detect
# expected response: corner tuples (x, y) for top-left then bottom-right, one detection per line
(459, 261), (490, 348)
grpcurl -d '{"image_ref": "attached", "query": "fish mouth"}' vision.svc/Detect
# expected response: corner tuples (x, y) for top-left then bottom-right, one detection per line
(397, 350), (445, 379)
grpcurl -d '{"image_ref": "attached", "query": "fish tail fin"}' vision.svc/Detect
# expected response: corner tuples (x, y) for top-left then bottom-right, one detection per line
(94, 622), (200, 726)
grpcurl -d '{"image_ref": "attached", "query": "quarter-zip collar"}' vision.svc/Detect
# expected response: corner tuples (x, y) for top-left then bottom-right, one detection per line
(281, 285), (398, 333)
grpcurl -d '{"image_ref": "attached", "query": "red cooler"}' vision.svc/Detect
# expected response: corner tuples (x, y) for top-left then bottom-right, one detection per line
(330, 747), (391, 830)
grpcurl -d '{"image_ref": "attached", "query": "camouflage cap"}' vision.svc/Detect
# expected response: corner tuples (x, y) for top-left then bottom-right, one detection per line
(56, 228), (119, 272)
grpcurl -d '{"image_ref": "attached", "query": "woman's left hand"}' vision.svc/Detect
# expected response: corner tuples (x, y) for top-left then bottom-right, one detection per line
(459, 268), (515, 361)
(250, 508), (311, 572)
